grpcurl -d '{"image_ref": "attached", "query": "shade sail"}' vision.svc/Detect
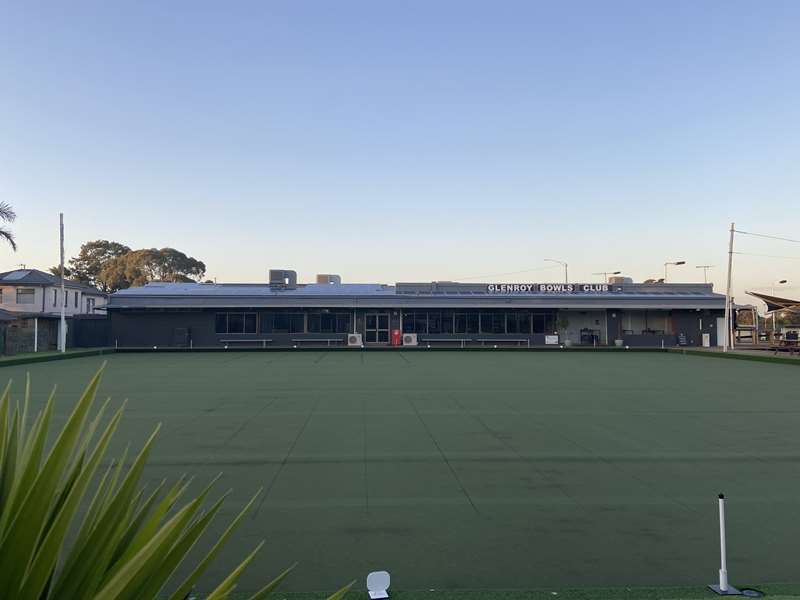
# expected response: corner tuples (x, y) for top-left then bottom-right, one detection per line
(747, 291), (800, 314)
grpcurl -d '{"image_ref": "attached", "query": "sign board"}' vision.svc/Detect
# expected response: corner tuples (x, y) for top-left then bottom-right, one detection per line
(544, 335), (559, 345)
(486, 283), (614, 294)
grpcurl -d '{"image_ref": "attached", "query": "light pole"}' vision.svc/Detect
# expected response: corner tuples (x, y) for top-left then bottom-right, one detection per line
(592, 270), (620, 282)
(696, 265), (714, 284)
(544, 259), (568, 284)
(664, 260), (686, 283)
(771, 280), (788, 334)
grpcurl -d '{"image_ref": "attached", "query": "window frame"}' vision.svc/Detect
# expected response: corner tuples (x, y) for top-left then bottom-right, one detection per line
(17, 288), (36, 305)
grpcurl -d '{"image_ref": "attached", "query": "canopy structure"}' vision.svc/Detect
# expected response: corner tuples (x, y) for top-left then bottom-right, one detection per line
(746, 291), (800, 314)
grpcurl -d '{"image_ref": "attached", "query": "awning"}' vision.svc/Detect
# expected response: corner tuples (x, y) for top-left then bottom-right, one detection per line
(746, 291), (800, 314)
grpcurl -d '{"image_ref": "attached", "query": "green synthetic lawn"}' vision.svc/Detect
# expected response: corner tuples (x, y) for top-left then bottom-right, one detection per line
(2, 351), (799, 598)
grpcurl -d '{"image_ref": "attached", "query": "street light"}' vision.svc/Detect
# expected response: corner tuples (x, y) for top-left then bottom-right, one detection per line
(695, 265), (715, 284)
(544, 259), (568, 284)
(664, 260), (686, 282)
(592, 270), (620, 282)
(772, 279), (788, 333)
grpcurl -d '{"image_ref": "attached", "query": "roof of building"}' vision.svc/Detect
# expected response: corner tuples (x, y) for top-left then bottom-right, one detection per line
(0, 269), (106, 295)
(108, 280), (726, 311)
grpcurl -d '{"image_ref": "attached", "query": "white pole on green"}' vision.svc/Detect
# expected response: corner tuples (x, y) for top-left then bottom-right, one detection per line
(59, 213), (67, 353)
(723, 223), (735, 353)
(708, 493), (740, 595)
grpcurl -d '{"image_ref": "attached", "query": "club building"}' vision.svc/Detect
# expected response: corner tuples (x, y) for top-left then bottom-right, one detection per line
(106, 269), (727, 349)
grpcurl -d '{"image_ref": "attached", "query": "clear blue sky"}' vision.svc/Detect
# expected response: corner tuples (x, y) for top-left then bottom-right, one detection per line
(2, 0), (798, 301)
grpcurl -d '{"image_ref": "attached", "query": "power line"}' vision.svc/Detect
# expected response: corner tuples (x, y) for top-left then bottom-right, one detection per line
(732, 251), (800, 260)
(734, 230), (800, 244)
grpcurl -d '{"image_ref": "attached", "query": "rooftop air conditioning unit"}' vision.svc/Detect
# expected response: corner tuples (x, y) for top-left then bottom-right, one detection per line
(347, 333), (363, 347)
(403, 333), (418, 346)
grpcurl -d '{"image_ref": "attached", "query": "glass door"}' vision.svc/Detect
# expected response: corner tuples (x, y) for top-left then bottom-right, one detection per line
(365, 312), (390, 344)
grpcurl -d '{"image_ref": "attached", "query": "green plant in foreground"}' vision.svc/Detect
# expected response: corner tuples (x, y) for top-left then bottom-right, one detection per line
(0, 365), (353, 600)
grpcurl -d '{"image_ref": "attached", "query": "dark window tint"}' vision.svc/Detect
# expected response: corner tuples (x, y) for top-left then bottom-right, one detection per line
(467, 312), (479, 333)
(336, 314), (350, 333)
(506, 313), (518, 333)
(308, 314), (321, 332)
(428, 312), (441, 334)
(215, 314), (228, 334)
(273, 313), (289, 332)
(454, 313), (466, 334)
(519, 313), (531, 334)
(245, 313), (257, 334)
(441, 312), (454, 334)
(289, 313), (304, 333)
(228, 313), (245, 334)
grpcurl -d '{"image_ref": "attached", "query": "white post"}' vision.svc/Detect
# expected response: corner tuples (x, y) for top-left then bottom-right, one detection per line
(718, 493), (729, 592)
(564, 263), (569, 284)
(34, 317), (38, 353)
(59, 213), (67, 353)
(723, 223), (735, 353)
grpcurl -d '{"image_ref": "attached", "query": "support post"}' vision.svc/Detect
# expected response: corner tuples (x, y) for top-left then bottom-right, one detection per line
(708, 493), (740, 595)
(34, 317), (38, 353)
(723, 223), (735, 353)
(59, 213), (67, 353)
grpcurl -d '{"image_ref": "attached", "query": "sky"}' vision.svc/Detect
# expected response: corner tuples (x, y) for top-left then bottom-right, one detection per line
(1, 0), (799, 303)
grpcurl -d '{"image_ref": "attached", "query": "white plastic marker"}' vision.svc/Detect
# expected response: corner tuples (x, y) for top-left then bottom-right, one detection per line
(367, 571), (390, 599)
(708, 493), (741, 595)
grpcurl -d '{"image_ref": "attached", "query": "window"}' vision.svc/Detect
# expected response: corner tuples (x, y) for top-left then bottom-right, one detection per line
(74, 292), (79, 308)
(216, 312), (257, 334)
(414, 312), (428, 334)
(289, 313), (304, 333)
(506, 313), (519, 334)
(0, 289), (3, 304)
(335, 313), (350, 333)
(53, 289), (58, 306)
(441, 311), (454, 334)
(481, 313), (505, 334)
(532, 313), (556, 333)
(428, 312), (441, 334)
(519, 312), (531, 334)
(17, 289), (35, 305)
(467, 312), (479, 333)
(86, 297), (95, 313)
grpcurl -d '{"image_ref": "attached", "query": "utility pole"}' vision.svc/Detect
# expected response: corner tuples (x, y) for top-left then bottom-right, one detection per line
(59, 213), (66, 353)
(723, 223), (735, 353)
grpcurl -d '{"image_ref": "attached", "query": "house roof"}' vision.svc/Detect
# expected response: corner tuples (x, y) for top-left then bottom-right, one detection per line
(0, 269), (105, 295)
(108, 280), (726, 311)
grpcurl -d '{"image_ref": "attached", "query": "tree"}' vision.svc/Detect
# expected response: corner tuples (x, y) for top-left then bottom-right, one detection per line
(0, 202), (16, 251)
(56, 240), (131, 290)
(98, 248), (206, 290)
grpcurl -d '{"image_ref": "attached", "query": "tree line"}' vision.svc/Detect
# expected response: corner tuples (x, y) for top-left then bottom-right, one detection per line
(50, 240), (206, 292)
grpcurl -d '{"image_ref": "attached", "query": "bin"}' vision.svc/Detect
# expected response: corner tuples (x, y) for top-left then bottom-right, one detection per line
(391, 329), (401, 346)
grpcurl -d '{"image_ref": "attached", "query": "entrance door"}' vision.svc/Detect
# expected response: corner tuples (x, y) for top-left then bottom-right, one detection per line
(365, 313), (390, 344)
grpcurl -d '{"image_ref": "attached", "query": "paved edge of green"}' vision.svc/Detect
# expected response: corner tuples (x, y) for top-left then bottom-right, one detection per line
(670, 348), (800, 366)
(0, 347), (115, 367)
(225, 582), (800, 599)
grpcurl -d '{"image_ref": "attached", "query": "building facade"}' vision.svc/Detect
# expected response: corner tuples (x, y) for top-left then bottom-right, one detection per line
(107, 270), (726, 349)
(0, 269), (108, 316)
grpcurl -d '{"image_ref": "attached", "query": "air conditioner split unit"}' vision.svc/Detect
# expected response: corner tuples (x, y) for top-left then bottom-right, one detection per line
(347, 333), (363, 347)
(402, 333), (418, 346)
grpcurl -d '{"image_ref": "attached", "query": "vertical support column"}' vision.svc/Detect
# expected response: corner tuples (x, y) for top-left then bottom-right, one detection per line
(33, 317), (38, 353)
(718, 494), (729, 592)
(723, 223), (735, 353)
